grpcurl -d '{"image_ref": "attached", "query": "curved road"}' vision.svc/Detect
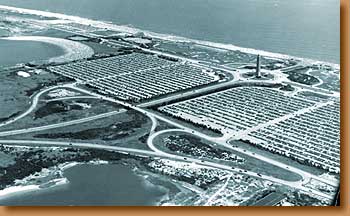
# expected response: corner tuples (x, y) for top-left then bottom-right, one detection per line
(0, 139), (333, 200)
(0, 85), (64, 128)
(0, 64), (338, 202)
(0, 109), (126, 137)
(0, 7), (339, 203)
(0, 82), (338, 196)
(0, 83), (93, 129)
(45, 84), (338, 189)
(44, 95), (98, 102)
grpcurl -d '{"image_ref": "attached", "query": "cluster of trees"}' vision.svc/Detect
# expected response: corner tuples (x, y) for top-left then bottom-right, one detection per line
(164, 135), (243, 163)
(145, 163), (219, 190)
(0, 148), (142, 191)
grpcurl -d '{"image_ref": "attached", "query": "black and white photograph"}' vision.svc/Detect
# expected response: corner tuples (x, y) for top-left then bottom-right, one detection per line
(0, 0), (340, 206)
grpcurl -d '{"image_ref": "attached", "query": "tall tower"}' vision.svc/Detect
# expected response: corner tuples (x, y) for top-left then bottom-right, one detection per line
(256, 54), (261, 78)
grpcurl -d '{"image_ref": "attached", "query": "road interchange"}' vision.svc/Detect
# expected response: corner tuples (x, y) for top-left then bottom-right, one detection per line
(0, 5), (340, 205)
(0, 33), (339, 202)
(0, 139), (334, 199)
(0, 81), (338, 200)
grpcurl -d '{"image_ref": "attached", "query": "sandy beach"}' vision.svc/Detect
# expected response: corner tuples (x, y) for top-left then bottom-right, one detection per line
(0, 160), (110, 202)
(0, 5), (339, 68)
(4, 36), (94, 63)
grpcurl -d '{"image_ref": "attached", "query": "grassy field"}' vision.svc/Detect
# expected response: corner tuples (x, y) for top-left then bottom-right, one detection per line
(0, 68), (72, 121)
(80, 41), (121, 54)
(0, 97), (123, 132)
(152, 131), (302, 182)
(153, 40), (286, 66)
(6, 109), (152, 150)
(148, 109), (222, 138)
(309, 70), (340, 91)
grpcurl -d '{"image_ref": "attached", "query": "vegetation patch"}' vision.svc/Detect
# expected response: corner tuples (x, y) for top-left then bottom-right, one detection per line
(287, 73), (319, 85)
(279, 84), (295, 91)
(33, 110), (148, 141)
(0, 67), (72, 120)
(0, 145), (141, 191)
(281, 66), (319, 85)
(163, 134), (244, 163)
(145, 159), (226, 190)
(25, 76), (74, 97)
(34, 101), (85, 119)
(0, 112), (21, 123)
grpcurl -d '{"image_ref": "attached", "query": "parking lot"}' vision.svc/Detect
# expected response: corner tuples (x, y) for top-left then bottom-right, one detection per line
(249, 101), (339, 173)
(49, 52), (220, 102)
(159, 87), (315, 134)
(158, 87), (339, 172)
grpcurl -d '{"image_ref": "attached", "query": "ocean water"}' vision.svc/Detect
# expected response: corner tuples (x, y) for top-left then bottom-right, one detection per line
(0, 39), (64, 67)
(0, 0), (340, 63)
(0, 163), (167, 206)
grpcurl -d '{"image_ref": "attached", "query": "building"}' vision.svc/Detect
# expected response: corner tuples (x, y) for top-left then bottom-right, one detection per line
(256, 55), (261, 78)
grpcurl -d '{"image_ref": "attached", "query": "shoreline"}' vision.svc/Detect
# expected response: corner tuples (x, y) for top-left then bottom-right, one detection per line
(2, 36), (94, 64)
(0, 177), (68, 201)
(133, 167), (170, 206)
(0, 160), (107, 201)
(0, 5), (339, 68)
(0, 160), (172, 206)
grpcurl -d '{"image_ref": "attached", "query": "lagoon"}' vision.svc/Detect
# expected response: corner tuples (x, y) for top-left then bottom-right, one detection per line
(0, 163), (167, 206)
(0, 39), (64, 67)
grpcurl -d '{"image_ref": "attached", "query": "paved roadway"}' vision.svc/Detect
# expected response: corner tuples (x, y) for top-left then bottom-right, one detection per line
(0, 67), (338, 201)
(121, 46), (338, 190)
(138, 80), (280, 108)
(0, 81), (334, 201)
(204, 174), (233, 206)
(0, 83), (126, 137)
(143, 110), (338, 188)
(0, 83), (93, 129)
(0, 139), (333, 200)
(0, 85), (64, 128)
(44, 95), (98, 102)
(230, 100), (335, 140)
(0, 5), (339, 203)
(0, 109), (126, 137)
(0, 21), (339, 201)
(1, 83), (336, 191)
(282, 81), (340, 97)
(146, 128), (336, 199)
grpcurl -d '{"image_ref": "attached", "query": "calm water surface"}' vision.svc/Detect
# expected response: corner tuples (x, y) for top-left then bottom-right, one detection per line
(0, 0), (340, 63)
(0, 163), (167, 206)
(0, 39), (64, 67)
